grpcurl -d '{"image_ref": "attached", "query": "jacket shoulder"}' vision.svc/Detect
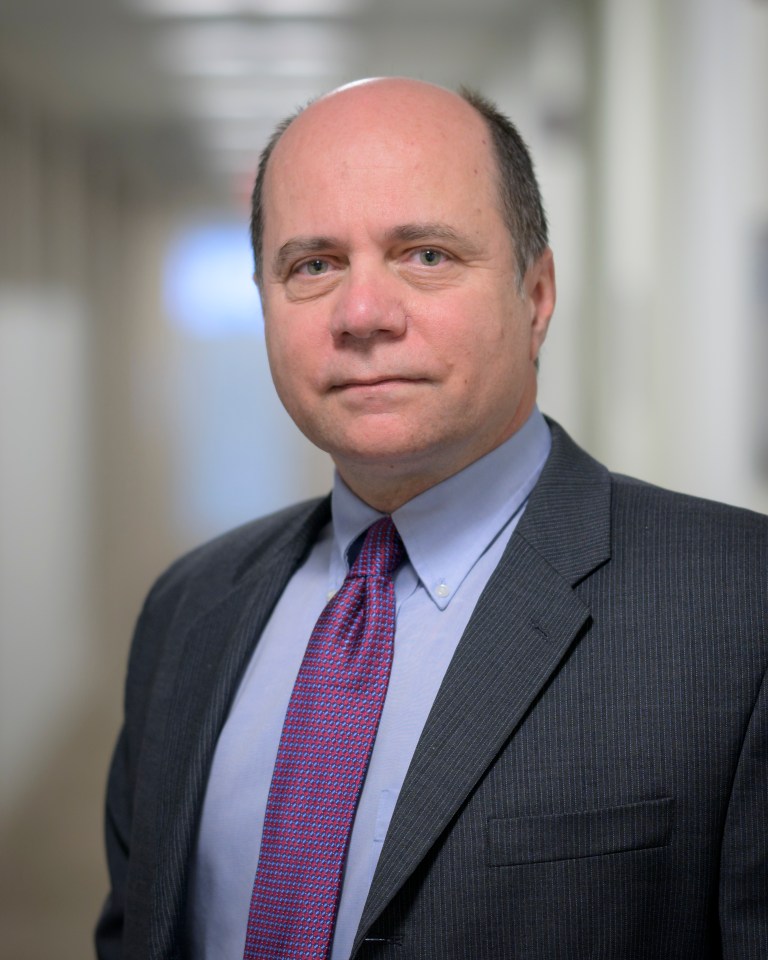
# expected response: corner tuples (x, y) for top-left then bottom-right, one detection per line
(603, 474), (768, 640)
(120, 496), (330, 723)
(148, 496), (331, 610)
(609, 470), (768, 545)
(530, 420), (768, 586)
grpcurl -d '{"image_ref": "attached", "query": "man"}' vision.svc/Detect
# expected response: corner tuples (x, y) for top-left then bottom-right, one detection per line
(97, 78), (768, 959)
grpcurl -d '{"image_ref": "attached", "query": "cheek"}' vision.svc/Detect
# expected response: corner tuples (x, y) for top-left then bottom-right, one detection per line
(442, 306), (516, 376)
(457, 320), (529, 398)
(265, 318), (327, 422)
(264, 321), (300, 404)
(265, 310), (306, 367)
(263, 323), (283, 383)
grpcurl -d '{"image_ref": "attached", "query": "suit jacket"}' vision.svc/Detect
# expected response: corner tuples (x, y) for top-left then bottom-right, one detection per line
(96, 422), (768, 959)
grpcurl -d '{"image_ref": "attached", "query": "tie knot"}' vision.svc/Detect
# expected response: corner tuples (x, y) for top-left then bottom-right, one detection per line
(351, 516), (405, 580)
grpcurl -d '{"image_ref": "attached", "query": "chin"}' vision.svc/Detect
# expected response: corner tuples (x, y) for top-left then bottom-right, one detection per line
(332, 432), (455, 475)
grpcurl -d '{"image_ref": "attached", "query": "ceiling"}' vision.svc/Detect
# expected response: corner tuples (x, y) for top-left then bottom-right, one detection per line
(0, 0), (576, 197)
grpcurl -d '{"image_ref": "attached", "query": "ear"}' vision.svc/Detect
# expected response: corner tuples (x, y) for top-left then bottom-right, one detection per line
(524, 247), (556, 361)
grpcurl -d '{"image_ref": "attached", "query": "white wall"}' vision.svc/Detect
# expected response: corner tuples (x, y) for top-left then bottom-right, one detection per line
(0, 288), (90, 813)
(580, 0), (768, 513)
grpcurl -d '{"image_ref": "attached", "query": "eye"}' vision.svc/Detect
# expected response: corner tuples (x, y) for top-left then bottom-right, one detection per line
(296, 258), (330, 276)
(417, 248), (446, 267)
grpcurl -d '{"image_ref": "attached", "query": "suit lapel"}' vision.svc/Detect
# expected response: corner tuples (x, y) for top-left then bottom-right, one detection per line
(354, 423), (612, 950)
(140, 498), (331, 958)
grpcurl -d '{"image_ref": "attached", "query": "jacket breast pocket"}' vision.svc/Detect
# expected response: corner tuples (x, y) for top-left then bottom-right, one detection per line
(487, 796), (675, 866)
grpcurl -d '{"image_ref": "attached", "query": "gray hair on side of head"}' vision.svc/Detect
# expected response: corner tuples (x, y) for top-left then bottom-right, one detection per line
(456, 87), (549, 289)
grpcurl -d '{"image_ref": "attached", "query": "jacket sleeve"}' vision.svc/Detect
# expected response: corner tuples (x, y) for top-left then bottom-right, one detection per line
(718, 662), (768, 958)
(94, 576), (175, 960)
(95, 726), (132, 959)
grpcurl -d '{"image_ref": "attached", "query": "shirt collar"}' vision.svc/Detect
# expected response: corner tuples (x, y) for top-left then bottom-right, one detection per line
(330, 407), (551, 609)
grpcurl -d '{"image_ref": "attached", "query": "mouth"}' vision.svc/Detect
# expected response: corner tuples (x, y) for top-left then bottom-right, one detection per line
(331, 375), (424, 391)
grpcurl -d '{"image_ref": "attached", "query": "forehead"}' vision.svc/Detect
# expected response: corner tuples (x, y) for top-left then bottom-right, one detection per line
(262, 84), (502, 240)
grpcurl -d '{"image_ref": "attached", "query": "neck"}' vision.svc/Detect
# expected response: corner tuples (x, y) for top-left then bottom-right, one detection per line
(336, 467), (449, 514)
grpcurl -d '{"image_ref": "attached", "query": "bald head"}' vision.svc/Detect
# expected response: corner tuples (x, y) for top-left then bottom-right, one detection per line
(250, 78), (548, 286)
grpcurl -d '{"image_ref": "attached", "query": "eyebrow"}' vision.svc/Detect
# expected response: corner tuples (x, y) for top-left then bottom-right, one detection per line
(383, 222), (480, 254)
(271, 222), (482, 278)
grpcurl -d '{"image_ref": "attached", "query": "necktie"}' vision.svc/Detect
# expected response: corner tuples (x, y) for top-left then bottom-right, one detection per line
(243, 516), (405, 960)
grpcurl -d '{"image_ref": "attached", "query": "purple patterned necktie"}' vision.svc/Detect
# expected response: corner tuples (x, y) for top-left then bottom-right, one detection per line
(243, 516), (405, 960)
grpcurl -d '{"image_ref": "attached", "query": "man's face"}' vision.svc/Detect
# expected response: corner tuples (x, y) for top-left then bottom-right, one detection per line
(259, 79), (554, 509)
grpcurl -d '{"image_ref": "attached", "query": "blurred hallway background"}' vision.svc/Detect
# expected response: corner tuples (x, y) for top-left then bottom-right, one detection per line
(1, 0), (767, 956)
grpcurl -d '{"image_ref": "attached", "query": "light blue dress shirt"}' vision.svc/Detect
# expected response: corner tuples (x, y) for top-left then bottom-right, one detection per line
(187, 408), (551, 960)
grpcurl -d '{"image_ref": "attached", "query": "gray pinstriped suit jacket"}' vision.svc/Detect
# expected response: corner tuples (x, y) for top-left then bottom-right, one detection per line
(96, 421), (768, 959)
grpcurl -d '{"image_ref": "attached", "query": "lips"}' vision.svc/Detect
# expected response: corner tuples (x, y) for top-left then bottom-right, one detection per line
(330, 375), (423, 390)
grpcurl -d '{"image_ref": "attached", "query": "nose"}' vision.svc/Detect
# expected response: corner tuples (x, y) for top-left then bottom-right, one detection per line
(329, 264), (407, 341)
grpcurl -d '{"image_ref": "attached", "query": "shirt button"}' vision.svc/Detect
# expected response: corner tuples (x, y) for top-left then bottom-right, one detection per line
(435, 582), (450, 598)
(327, 589), (338, 601)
